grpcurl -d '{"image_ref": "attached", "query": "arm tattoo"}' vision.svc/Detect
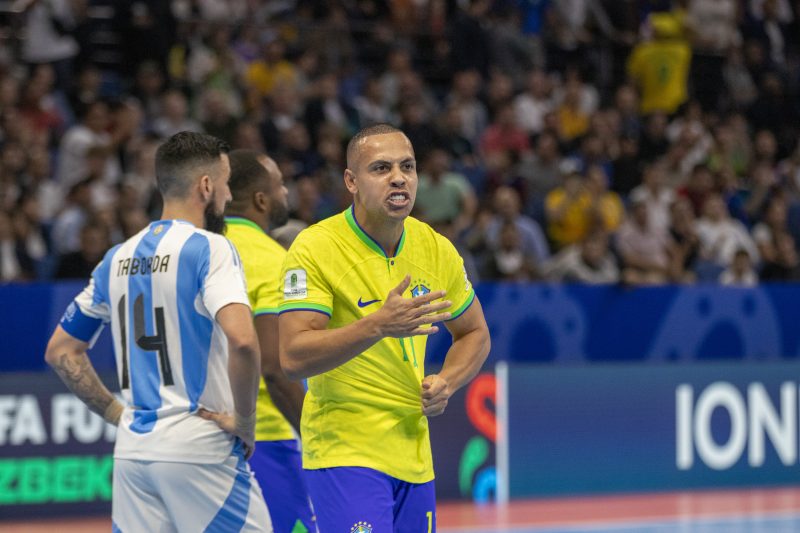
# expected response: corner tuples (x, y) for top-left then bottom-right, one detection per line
(52, 352), (117, 419)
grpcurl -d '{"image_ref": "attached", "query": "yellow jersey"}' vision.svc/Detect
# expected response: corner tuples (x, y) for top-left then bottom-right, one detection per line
(225, 216), (295, 442)
(626, 39), (691, 115)
(279, 207), (475, 483)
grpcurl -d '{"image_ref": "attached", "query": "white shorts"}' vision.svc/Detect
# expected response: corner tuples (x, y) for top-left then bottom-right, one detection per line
(112, 443), (272, 532)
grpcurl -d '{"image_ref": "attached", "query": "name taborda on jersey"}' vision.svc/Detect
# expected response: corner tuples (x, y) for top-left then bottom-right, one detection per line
(116, 254), (171, 276)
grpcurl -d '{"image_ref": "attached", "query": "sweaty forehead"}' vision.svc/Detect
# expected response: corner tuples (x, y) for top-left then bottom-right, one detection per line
(349, 132), (414, 167)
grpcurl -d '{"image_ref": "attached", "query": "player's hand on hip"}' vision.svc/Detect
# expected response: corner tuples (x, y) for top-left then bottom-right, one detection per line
(421, 374), (451, 417)
(198, 408), (256, 459)
(375, 275), (452, 337)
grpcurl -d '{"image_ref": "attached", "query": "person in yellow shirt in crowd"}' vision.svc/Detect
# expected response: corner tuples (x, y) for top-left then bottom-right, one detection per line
(246, 38), (298, 98)
(224, 149), (317, 533)
(546, 163), (624, 250)
(278, 124), (491, 531)
(626, 12), (691, 115)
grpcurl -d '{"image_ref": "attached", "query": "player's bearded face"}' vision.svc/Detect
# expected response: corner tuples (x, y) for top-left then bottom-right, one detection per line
(204, 199), (226, 234)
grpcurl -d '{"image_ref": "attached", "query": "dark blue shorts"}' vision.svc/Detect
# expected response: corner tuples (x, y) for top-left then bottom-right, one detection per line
(303, 467), (435, 532)
(249, 440), (317, 532)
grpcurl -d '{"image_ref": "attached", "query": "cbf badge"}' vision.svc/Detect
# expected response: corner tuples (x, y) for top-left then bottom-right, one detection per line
(351, 521), (372, 533)
(410, 278), (431, 298)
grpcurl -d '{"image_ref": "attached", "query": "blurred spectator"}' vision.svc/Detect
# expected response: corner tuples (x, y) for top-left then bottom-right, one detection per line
(480, 103), (531, 159)
(752, 197), (790, 262)
(760, 232), (800, 281)
(152, 89), (202, 139)
(200, 89), (239, 145)
(304, 72), (359, 145)
(57, 100), (124, 189)
(667, 196), (701, 282)
(616, 197), (671, 285)
(719, 248), (759, 286)
(744, 0), (791, 69)
(18, 64), (68, 140)
(245, 37), (298, 98)
(626, 12), (691, 115)
(51, 179), (92, 254)
(630, 162), (676, 234)
(54, 221), (110, 279)
(695, 193), (760, 276)
(513, 69), (554, 136)
(686, 0), (740, 111)
(638, 112), (670, 163)
(545, 166), (592, 249)
(481, 186), (550, 275)
(19, 0), (79, 91)
(483, 221), (539, 281)
(610, 134), (642, 196)
(520, 131), (563, 216)
(415, 148), (477, 235)
(259, 82), (302, 153)
(446, 70), (488, 146)
(354, 76), (395, 127)
(585, 164), (624, 234)
(547, 0), (619, 71)
(132, 61), (166, 125)
(555, 75), (590, 143)
(0, 211), (26, 282)
(542, 230), (620, 284)
(450, 0), (492, 76)
(677, 163), (715, 216)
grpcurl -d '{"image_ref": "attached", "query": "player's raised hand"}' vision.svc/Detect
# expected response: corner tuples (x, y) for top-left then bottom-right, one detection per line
(198, 408), (256, 459)
(421, 374), (451, 416)
(374, 275), (452, 338)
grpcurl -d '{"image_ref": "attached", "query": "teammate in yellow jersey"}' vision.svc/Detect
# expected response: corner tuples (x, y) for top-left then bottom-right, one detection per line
(224, 149), (316, 533)
(279, 124), (491, 531)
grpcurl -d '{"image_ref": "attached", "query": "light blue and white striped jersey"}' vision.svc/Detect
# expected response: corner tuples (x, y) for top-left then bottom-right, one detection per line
(60, 219), (250, 463)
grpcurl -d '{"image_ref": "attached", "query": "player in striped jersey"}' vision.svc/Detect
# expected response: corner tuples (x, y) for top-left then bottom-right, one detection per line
(45, 132), (272, 532)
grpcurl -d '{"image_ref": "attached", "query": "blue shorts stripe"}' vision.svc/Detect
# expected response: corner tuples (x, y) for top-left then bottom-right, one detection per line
(204, 443), (252, 533)
(112, 520), (123, 533)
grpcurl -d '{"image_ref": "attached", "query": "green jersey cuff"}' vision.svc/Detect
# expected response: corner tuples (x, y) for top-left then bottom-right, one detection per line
(253, 306), (279, 316)
(278, 301), (333, 317)
(447, 290), (475, 321)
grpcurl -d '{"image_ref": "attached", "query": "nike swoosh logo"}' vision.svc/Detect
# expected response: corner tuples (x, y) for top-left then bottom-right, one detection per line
(357, 297), (381, 308)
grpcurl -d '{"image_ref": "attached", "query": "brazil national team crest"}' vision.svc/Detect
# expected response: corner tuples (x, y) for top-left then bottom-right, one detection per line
(410, 278), (431, 298)
(351, 521), (372, 533)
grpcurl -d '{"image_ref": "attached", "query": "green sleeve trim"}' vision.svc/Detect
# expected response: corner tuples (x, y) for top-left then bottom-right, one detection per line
(278, 301), (333, 317)
(447, 290), (475, 321)
(253, 306), (279, 316)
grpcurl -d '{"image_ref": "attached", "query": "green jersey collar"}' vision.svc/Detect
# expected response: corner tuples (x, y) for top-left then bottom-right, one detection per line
(224, 216), (266, 235)
(344, 205), (406, 258)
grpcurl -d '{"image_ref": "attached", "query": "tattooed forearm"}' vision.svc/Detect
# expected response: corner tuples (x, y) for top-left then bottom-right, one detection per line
(52, 352), (117, 419)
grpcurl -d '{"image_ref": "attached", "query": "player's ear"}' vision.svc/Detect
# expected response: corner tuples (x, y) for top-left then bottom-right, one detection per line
(254, 190), (268, 212)
(344, 169), (358, 195)
(199, 174), (212, 202)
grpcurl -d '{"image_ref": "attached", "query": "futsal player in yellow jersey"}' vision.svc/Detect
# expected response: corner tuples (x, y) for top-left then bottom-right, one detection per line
(224, 149), (316, 533)
(279, 124), (491, 531)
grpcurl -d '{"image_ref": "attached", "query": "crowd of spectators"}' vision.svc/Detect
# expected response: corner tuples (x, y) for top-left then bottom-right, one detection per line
(1, 0), (799, 286)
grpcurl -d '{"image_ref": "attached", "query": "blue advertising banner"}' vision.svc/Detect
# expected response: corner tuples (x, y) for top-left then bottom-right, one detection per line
(427, 283), (800, 365)
(506, 362), (800, 497)
(4, 282), (800, 371)
(0, 372), (116, 519)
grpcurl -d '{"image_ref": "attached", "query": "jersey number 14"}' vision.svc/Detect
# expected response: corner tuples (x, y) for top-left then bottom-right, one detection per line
(117, 294), (174, 389)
